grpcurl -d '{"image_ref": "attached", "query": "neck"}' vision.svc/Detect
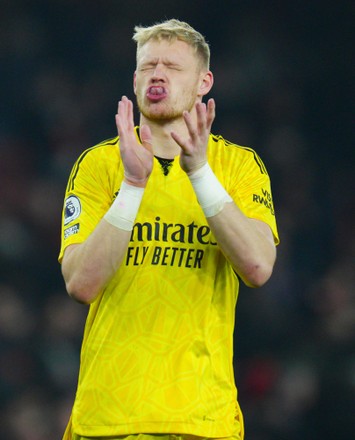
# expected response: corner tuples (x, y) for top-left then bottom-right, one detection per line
(139, 115), (190, 159)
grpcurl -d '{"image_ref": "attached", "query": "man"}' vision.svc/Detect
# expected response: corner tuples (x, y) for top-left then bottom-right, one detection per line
(59, 19), (279, 440)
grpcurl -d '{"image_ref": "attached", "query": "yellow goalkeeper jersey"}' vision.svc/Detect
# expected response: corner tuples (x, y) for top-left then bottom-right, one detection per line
(59, 129), (279, 439)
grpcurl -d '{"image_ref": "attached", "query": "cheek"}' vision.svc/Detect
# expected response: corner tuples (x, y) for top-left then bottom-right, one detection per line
(180, 80), (199, 99)
(134, 78), (140, 95)
(134, 74), (145, 93)
(133, 71), (138, 94)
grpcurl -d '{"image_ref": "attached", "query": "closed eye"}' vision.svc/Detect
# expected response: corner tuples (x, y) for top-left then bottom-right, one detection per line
(138, 62), (183, 72)
(139, 65), (155, 72)
(167, 65), (183, 71)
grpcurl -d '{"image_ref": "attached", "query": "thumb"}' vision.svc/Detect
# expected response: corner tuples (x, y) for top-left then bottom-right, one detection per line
(140, 124), (153, 154)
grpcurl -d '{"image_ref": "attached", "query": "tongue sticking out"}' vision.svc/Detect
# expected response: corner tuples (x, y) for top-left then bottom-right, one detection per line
(150, 86), (164, 95)
(147, 86), (167, 100)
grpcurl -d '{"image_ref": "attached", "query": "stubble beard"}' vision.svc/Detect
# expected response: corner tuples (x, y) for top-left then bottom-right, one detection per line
(136, 90), (198, 123)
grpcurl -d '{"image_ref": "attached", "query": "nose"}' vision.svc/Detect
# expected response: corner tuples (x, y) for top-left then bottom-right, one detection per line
(151, 63), (166, 82)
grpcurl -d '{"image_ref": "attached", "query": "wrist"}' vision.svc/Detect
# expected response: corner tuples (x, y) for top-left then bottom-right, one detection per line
(104, 181), (144, 231)
(185, 161), (208, 177)
(123, 175), (148, 188)
(188, 163), (233, 217)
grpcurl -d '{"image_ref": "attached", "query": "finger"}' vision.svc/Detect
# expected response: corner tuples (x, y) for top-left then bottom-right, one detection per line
(195, 102), (207, 134)
(170, 130), (187, 151)
(116, 97), (135, 147)
(118, 96), (127, 119)
(116, 100), (125, 133)
(206, 98), (216, 130)
(115, 113), (121, 134)
(182, 110), (198, 141)
(126, 98), (134, 126)
(116, 103), (127, 137)
(121, 96), (134, 131)
(124, 97), (136, 124)
(115, 101), (124, 136)
(140, 124), (153, 154)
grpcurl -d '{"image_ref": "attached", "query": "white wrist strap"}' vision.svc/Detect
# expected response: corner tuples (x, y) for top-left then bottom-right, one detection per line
(189, 163), (233, 217)
(104, 181), (144, 231)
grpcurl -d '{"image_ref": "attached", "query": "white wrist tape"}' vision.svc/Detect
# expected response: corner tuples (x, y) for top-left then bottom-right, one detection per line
(104, 181), (144, 231)
(188, 163), (233, 217)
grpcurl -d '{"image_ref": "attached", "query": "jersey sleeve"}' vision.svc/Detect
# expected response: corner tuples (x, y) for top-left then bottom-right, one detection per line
(229, 149), (279, 245)
(58, 147), (117, 263)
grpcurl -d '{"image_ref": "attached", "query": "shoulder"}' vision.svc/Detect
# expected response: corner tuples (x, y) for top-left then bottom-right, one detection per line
(208, 133), (268, 175)
(76, 136), (119, 165)
(72, 136), (119, 173)
(67, 136), (119, 191)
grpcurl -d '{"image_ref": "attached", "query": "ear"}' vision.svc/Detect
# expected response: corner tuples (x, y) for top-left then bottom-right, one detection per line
(198, 71), (214, 97)
(133, 71), (137, 95)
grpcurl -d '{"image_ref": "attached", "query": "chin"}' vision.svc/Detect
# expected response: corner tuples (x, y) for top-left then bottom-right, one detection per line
(139, 104), (181, 122)
(137, 92), (196, 121)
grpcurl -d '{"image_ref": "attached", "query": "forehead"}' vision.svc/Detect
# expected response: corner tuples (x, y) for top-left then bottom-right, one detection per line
(137, 39), (197, 65)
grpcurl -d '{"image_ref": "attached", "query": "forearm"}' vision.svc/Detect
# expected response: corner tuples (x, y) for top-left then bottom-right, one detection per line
(206, 202), (276, 287)
(61, 98), (154, 304)
(62, 181), (145, 304)
(187, 163), (276, 287)
(62, 220), (131, 304)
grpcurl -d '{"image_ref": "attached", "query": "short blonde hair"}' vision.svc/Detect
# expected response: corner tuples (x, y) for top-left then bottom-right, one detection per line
(133, 19), (210, 70)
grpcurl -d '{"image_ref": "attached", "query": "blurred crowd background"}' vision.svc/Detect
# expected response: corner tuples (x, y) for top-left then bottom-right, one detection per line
(0, 1), (353, 439)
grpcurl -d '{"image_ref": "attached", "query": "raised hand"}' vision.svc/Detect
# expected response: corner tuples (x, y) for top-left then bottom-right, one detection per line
(171, 98), (216, 175)
(115, 96), (154, 187)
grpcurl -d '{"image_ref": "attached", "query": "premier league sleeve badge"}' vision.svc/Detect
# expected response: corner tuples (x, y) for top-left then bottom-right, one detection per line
(64, 195), (82, 226)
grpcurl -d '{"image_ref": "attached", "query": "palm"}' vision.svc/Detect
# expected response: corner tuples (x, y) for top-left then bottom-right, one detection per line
(172, 99), (215, 174)
(115, 97), (153, 187)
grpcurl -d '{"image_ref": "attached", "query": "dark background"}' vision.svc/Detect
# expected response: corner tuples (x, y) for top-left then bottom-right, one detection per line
(0, 1), (353, 438)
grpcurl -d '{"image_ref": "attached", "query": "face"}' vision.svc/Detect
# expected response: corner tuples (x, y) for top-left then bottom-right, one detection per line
(134, 39), (210, 121)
